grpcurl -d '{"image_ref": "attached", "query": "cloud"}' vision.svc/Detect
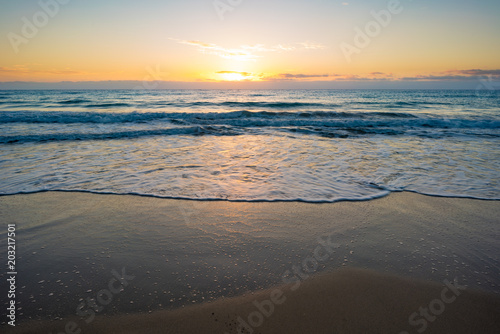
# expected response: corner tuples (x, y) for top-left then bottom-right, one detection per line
(181, 40), (216, 48)
(278, 73), (331, 79)
(169, 38), (259, 61)
(263, 73), (402, 82)
(273, 44), (296, 51)
(0, 66), (29, 73)
(240, 44), (276, 52)
(333, 75), (393, 81)
(262, 69), (500, 82)
(0, 65), (83, 75)
(170, 38), (327, 61)
(400, 75), (474, 81)
(216, 68), (500, 83)
(448, 69), (500, 76)
(216, 71), (253, 77)
(214, 71), (264, 81)
(332, 69), (500, 82)
(263, 73), (336, 81)
(401, 69), (500, 81)
(299, 42), (327, 50)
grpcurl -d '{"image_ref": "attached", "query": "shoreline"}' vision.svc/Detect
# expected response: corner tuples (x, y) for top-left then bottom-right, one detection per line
(1, 188), (499, 203)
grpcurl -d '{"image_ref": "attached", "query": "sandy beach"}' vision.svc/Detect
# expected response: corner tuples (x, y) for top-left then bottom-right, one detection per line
(1, 191), (499, 333)
(7, 268), (500, 334)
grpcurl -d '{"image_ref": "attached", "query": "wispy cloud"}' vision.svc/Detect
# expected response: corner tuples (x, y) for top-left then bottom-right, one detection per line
(257, 69), (500, 82)
(169, 38), (260, 61)
(276, 73), (332, 79)
(216, 71), (253, 77)
(214, 71), (263, 81)
(298, 42), (327, 50)
(170, 38), (327, 61)
(213, 71), (335, 82)
(0, 65), (83, 75)
(401, 69), (500, 81)
(449, 69), (500, 76)
(401, 75), (477, 81)
(240, 44), (276, 52)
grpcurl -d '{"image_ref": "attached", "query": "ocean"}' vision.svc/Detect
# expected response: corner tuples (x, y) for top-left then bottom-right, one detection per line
(0, 89), (499, 201)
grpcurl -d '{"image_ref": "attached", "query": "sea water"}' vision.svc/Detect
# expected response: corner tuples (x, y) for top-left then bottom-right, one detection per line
(0, 89), (499, 201)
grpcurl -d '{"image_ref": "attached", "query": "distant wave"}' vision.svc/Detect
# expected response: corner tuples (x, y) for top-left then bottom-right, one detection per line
(1, 118), (498, 144)
(1, 90), (498, 144)
(204, 101), (329, 108)
(0, 126), (229, 144)
(134, 100), (461, 109)
(0, 98), (472, 111)
(85, 102), (132, 108)
(0, 109), (460, 124)
(122, 101), (335, 109)
(57, 99), (92, 105)
(0, 110), (497, 128)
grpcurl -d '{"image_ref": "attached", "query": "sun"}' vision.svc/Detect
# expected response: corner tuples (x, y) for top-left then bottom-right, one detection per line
(219, 72), (247, 81)
(209, 71), (260, 82)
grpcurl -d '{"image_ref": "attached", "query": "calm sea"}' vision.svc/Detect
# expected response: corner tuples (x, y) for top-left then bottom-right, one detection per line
(0, 89), (499, 201)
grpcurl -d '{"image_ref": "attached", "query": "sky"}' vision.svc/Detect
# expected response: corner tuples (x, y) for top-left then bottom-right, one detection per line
(0, 0), (499, 89)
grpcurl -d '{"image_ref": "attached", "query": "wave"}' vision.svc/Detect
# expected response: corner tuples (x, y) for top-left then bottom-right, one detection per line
(0, 188), (394, 203)
(216, 101), (328, 108)
(1, 123), (498, 145)
(57, 99), (92, 105)
(0, 93), (494, 112)
(0, 109), (457, 124)
(1, 98), (467, 111)
(1, 188), (498, 203)
(0, 110), (497, 128)
(122, 100), (460, 109)
(85, 102), (132, 108)
(129, 101), (333, 109)
(0, 126), (247, 144)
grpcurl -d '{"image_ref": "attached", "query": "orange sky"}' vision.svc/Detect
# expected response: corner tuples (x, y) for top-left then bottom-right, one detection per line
(1, 0), (499, 87)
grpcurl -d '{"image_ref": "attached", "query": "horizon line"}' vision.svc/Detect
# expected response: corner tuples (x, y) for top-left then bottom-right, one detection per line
(1, 79), (497, 91)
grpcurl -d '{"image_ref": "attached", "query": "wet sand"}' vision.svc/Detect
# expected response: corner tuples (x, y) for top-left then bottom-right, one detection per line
(7, 268), (500, 334)
(1, 191), (499, 333)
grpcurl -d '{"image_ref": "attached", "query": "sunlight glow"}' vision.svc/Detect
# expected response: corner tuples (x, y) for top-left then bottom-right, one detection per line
(218, 72), (247, 81)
